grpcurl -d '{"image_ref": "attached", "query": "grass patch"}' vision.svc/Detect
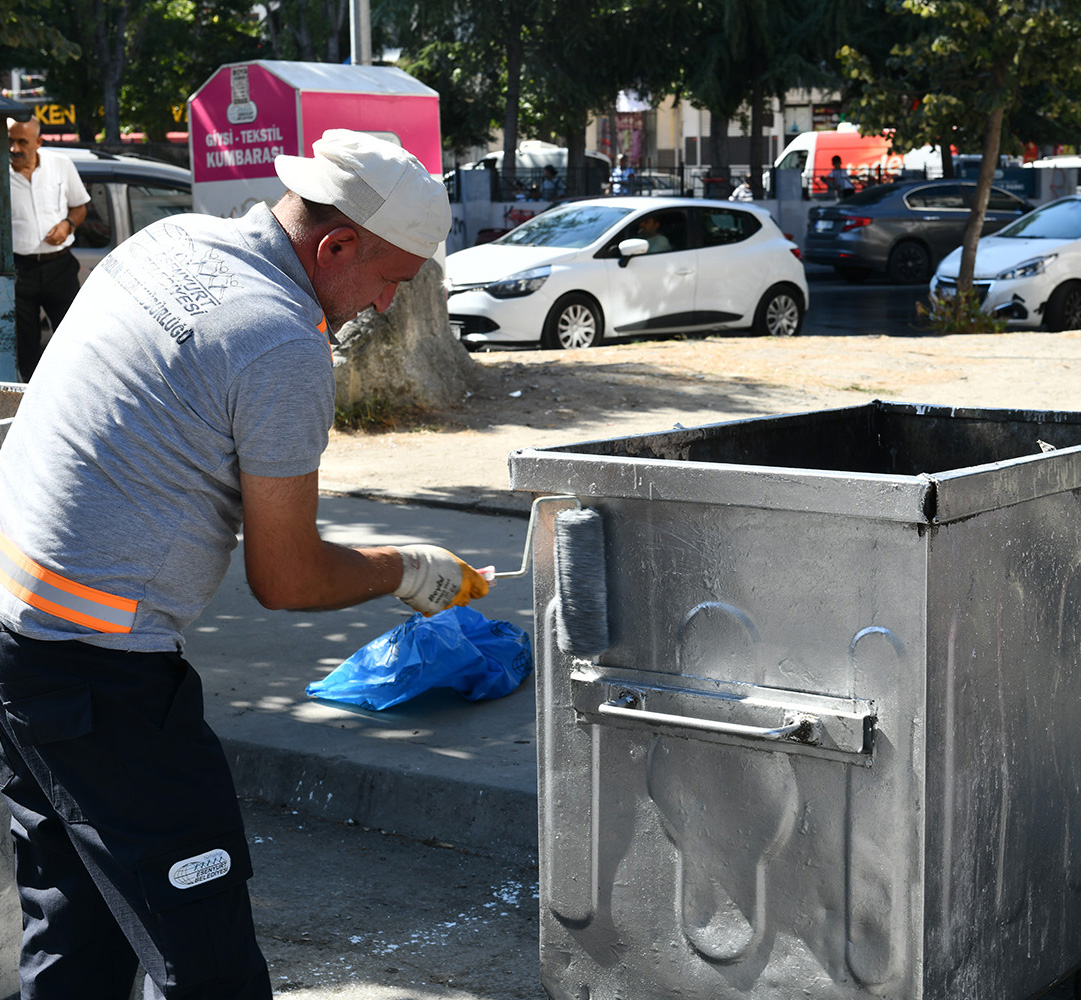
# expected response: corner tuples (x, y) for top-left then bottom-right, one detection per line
(335, 397), (434, 432)
(917, 288), (1006, 336)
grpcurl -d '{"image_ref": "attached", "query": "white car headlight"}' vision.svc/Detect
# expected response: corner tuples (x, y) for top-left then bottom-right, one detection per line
(485, 266), (551, 299)
(996, 254), (1057, 280)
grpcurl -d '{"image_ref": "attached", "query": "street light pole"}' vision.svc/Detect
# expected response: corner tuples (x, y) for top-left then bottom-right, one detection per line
(0, 98), (33, 382)
(349, 0), (372, 66)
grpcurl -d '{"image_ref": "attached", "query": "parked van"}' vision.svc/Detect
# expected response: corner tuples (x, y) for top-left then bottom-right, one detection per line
(774, 125), (904, 198)
(457, 140), (612, 197)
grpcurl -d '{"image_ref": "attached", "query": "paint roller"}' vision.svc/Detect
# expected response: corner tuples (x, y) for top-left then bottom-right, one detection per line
(478, 495), (609, 658)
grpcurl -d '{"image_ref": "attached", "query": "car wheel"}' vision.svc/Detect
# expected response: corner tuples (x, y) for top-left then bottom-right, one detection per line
(887, 240), (932, 285)
(542, 293), (604, 349)
(752, 284), (804, 337)
(1045, 281), (1081, 332)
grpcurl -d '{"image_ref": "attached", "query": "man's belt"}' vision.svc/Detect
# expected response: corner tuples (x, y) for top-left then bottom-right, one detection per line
(0, 532), (138, 634)
(14, 248), (71, 264)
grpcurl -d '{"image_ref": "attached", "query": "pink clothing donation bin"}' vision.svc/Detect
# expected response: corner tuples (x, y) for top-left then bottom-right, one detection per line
(187, 60), (442, 219)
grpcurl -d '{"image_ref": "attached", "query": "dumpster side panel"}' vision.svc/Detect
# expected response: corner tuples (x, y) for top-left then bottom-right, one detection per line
(924, 493), (1081, 998)
(536, 497), (929, 999)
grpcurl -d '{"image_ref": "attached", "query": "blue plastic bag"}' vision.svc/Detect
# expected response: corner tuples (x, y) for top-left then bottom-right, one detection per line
(305, 605), (533, 711)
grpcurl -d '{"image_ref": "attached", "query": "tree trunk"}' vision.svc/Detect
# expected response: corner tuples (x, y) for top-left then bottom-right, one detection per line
(565, 120), (587, 197)
(939, 141), (955, 179)
(708, 123), (732, 198)
(333, 259), (476, 416)
(325, 0), (347, 62)
(94, 0), (131, 144)
(501, 11), (524, 203)
(748, 83), (764, 199)
(958, 104), (1004, 292)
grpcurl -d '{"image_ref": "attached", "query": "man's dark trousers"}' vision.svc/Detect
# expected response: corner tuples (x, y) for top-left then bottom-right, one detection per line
(0, 626), (272, 999)
(13, 249), (80, 380)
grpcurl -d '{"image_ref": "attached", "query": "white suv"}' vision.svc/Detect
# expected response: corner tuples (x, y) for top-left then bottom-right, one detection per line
(50, 146), (192, 281)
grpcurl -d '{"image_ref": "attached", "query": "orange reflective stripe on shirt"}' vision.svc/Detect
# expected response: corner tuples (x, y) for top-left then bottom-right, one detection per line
(317, 312), (330, 345)
(0, 532), (137, 634)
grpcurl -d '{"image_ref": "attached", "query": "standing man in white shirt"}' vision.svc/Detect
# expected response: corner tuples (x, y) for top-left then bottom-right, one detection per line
(8, 117), (90, 380)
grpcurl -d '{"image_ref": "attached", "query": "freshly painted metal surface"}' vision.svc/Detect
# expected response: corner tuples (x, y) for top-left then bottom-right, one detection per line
(513, 400), (1081, 999)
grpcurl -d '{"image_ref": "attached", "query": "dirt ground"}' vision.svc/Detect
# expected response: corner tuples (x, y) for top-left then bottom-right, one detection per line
(319, 331), (1081, 504)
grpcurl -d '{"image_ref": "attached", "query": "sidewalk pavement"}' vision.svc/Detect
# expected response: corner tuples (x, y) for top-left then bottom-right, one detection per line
(192, 489), (543, 860)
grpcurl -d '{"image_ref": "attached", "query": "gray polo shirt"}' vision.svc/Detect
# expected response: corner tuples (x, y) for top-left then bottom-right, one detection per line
(0, 203), (335, 651)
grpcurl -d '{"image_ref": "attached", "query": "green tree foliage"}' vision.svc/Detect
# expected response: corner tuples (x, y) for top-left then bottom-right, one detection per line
(526, 0), (672, 194)
(122, 0), (262, 139)
(37, 0), (149, 142)
(396, 41), (497, 156)
(683, 0), (856, 197)
(840, 0), (1081, 290)
(264, 0), (348, 62)
(14, 0), (261, 142)
(378, 0), (542, 190)
(377, 0), (504, 158)
(0, 0), (79, 63)
(382, 0), (688, 192)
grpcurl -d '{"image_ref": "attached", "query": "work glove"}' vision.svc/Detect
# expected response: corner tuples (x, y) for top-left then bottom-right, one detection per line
(393, 544), (490, 615)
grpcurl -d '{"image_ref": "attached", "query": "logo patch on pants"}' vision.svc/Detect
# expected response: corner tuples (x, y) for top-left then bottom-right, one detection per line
(168, 848), (232, 889)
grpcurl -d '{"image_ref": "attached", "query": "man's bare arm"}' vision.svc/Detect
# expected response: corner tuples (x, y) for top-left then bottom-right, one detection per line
(240, 470), (401, 611)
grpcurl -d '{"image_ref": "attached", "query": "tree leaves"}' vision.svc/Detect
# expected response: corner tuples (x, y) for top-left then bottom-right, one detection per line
(0, 0), (79, 61)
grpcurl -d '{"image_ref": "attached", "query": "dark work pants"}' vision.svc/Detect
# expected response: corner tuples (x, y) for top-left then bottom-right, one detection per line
(13, 250), (80, 381)
(0, 626), (271, 1000)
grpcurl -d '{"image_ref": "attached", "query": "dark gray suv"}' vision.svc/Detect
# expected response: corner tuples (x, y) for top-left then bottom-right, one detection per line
(52, 147), (192, 281)
(804, 178), (1033, 284)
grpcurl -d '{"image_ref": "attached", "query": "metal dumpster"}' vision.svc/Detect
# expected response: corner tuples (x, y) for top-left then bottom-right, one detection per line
(509, 400), (1081, 1000)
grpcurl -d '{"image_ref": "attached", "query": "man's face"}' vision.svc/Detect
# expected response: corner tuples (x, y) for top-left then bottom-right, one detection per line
(316, 238), (426, 332)
(9, 120), (42, 171)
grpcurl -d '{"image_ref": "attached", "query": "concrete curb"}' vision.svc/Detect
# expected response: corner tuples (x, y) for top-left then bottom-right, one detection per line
(324, 487), (534, 519)
(224, 738), (539, 860)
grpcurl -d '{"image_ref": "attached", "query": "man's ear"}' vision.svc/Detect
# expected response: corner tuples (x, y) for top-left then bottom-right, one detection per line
(315, 226), (360, 269)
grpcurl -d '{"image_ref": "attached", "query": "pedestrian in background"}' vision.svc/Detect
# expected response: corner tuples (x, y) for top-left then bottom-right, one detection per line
(609, 154), (636, 194)
(729, 175), (754, 201)
(823, 154), (855, 199)
(0, 130), (489, 1000)
(540, 164), (566, 200)
(7, 116), (90, 380)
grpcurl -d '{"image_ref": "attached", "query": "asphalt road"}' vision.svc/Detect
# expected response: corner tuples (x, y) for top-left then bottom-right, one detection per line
(802, 264), (932, 338)
(244, 798), (544, 1000)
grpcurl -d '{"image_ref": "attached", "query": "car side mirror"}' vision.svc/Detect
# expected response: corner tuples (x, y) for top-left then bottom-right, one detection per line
(617, 238), (649, 267)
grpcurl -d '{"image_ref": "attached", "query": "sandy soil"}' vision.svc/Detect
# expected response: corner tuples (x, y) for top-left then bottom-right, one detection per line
(319, 331), (1081, 505)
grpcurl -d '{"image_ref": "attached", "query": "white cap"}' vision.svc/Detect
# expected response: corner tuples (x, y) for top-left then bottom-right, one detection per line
(275, 129), (451, 259)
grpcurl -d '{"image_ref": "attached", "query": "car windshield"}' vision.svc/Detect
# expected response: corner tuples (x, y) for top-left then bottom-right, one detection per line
(496, 204), (634, 248)
(996, 198), (1081, 239)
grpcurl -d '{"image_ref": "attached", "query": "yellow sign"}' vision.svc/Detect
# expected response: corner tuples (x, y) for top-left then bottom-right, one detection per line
(34, 103), (76, 127)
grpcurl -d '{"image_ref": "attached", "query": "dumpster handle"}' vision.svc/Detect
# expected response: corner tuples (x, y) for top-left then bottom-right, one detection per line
(598, 695), (821, 745)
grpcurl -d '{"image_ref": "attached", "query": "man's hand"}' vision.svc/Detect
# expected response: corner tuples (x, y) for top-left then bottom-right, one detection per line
(44, 205), (85, 246)
(43, 221), (70, 246)
(394, 544), (490, 615)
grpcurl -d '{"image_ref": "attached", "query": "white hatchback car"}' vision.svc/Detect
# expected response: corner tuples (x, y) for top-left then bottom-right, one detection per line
(445, 197), (808, 349)
(930, 195), (1081, 331)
